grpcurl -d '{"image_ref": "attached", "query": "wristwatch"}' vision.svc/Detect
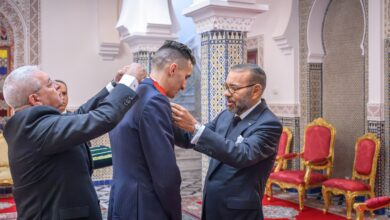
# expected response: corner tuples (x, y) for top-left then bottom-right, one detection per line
(111, 80), (117, 87)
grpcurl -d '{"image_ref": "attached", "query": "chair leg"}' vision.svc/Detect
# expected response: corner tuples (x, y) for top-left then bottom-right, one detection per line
(265, 180), (272, 201)
(368, 193), (375, 218)
(345, 192), (354, 220)
(322, 187), (331, 214)
(355, 209), (364, 220)
(298, 185), (305, 211)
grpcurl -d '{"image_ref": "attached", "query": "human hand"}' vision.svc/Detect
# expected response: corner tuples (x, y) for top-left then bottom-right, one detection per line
(115, 63), (147, 83)
(171, 103), (197, 133)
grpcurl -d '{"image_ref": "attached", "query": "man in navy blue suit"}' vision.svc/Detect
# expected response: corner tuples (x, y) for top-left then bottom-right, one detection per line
(172, 64), (282, 220)
(108, 40), (196, 220)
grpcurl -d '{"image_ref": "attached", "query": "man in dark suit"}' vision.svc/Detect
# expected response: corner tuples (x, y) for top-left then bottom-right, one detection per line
(172, 64), (282, 220)
(2, 64), (144, 220)
(108, 40), (196, 220)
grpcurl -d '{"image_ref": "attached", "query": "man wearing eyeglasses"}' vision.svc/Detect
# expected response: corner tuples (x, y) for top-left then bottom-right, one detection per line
(172, 63), (282, 220)
(2, 64), (144, 220)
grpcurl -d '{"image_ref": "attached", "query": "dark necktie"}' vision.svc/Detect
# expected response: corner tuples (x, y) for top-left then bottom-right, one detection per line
(232, 116), (241, 127)
(227, 116), (241, 136)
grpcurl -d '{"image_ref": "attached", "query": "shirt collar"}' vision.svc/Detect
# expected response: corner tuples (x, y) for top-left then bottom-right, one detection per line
(150, 77), (167, 96)
(236, 99), (262, 120)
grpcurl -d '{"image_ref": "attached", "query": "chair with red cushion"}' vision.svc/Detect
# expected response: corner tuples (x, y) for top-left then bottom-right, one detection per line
(265, 118), (336, 211)
(322, 133), (380, 219)
(354, 196), (390, 220)
(273, 127), (293, 172)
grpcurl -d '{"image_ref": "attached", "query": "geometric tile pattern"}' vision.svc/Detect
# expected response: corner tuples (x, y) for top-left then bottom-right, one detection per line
(133, 51), (155, 75)
(386, 0), (390, 39)
(367, 120), (386, 197)
(307, 63), (322, 121)
(200, 30), (246, 123)
(200, 30), (246, 183)
(385, 37), (390, 215)
(279, 117), (300, 169)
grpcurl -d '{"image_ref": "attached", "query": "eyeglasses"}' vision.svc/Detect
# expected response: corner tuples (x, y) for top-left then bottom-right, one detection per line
(223, 83), (257, 94)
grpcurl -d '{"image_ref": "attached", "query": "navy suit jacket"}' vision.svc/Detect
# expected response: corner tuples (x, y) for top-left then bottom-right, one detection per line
(108, 78), (181, 220)
(174, 99), (282, 220)
(4, 84), (137, 220)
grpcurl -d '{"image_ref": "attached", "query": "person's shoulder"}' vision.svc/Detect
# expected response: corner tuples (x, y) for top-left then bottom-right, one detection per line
(5, 106), (61, 133)
(15, 105), (61, 119)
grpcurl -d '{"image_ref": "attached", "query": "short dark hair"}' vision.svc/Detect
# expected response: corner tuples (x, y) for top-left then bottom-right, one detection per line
(152, 40), (196, 70)
(230, 64), (266, 89)
(55, 79), (67, 89)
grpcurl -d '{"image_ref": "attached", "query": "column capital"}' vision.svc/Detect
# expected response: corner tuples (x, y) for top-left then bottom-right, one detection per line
(122, 34), (176, 53)
(183, 0), (268, 33)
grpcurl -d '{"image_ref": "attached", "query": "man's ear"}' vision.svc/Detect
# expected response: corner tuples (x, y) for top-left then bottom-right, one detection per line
(254, 84), (263, 97)
(168, 63), (177, 77)
(28, 93), (42, 106)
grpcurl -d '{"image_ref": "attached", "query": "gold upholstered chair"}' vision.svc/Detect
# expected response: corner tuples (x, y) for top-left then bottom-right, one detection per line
(0, 133), (13, 187)
(322, 133), (380, 219)
(266, 118), (336, 211)
(273, 126), (293, 172)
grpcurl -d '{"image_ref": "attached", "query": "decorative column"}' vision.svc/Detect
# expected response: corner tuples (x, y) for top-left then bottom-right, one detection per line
(133, 50), (155, 75)
(383, 1), (390, 215)
(116, 0), (177, 74)
(184, 0), (268, 184)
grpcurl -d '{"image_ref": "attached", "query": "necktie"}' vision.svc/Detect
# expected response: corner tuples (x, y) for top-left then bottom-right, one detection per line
(232, 116), (241, 127)
(227, 116), (241, 136)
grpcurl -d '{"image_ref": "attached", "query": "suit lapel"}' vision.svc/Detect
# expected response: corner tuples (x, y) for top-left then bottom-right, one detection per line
(207, 100), (268, 179)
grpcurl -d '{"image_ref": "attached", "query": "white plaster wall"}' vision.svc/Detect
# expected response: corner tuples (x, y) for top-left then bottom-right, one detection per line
(250, 0), (299, 105)
(41, 0), (133, 109)
(368, 0), (384, 105)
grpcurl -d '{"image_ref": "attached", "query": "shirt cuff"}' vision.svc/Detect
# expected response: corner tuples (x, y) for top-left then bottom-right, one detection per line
(105, 75), (138, 93)
(119, 74), (138, 91)
(190, 125), (205, 144)
(105, 81), (115, 92)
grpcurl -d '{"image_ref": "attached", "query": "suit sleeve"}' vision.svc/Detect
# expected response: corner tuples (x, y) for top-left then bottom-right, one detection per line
(73, 88), (109, 114)
(32, 85), (138, 155)
(173, 111), (219, 149)
(195, 116), (282, 169)
(139, 95), (181, 220)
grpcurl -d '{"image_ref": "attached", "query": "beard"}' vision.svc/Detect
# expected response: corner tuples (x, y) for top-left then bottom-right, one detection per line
(227, 98), (251, 115)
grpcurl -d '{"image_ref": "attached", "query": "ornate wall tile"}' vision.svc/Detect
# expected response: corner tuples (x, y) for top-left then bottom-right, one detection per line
(280, 117), (300, 169)
(367, 120), (386, 197)
(268, 104), (300, 118)
(384, 38), (390, 214)
(133, 51), (155, 74)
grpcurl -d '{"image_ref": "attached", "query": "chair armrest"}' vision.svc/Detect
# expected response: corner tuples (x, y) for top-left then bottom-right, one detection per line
(304, 155), (332, 167)
(280, 152), (301, 160)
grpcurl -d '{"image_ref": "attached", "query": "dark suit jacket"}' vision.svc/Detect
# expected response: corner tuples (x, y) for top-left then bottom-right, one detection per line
(108, 78), (181, 220)
(4, 84), (137, 220)
(174, 99), (282, 220)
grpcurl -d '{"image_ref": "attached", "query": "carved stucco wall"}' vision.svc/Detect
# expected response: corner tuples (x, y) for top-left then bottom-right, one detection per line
(0, 0), (40, 67)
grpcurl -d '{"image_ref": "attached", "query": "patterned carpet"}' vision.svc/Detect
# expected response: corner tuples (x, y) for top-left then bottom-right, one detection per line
(1, 185), (389, 219)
